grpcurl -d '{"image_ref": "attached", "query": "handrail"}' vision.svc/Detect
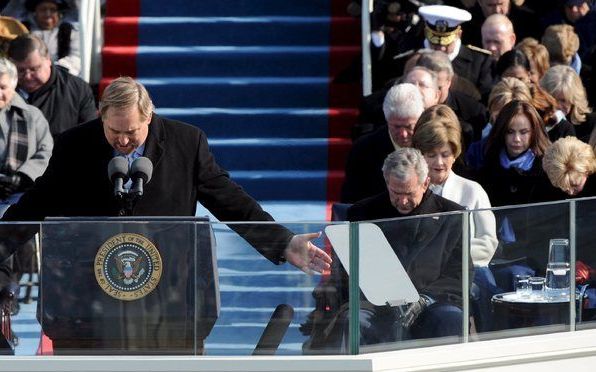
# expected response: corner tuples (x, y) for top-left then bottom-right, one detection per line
(78, 0), (102, 83)
(361, 0), (373, 96)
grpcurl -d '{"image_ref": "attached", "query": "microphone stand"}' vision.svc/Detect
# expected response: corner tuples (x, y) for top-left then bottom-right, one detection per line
(116, 192), (140, 216)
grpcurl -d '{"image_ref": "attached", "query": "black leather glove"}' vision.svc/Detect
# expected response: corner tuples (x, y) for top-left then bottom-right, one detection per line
(401, 294), (435, 328)
(0, 173), (32, 198)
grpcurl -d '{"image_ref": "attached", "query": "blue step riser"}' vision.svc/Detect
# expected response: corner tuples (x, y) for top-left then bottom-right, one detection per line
(141, 1), (331, 17)
(139, 21), (330, 47)
(144, 83), (329, 108)
(210, 309), (312, 324)
(136, 52), (329, 77)
(211, 144), (328, 170)
(208, 327), (306, 345)
(161, 113), (330, 138)
(228, 178), (327, 201)
(221, 291), (315, 309)
(219, 275), (317, 288)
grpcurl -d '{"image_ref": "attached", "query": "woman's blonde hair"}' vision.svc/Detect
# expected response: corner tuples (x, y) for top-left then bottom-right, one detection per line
(543, 136), (596, 193)
(487, 77), (532, 121)
(541, 65), (592, 124)
(412, 105), (462, 159)
(541, 24), (579, 66)
(516, 37), (550, 82)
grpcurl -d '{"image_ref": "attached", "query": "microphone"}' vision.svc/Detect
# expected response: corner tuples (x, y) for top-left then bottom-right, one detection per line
(107, 157), (129, 198)
(252, 304), (294, 355)
(129, 157), (153, 197)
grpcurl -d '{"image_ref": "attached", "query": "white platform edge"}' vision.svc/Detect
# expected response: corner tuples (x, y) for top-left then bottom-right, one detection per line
(3, 328), (596, 371)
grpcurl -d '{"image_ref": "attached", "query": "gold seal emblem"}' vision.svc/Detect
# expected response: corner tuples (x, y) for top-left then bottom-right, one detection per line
(94, 233), (162, 301)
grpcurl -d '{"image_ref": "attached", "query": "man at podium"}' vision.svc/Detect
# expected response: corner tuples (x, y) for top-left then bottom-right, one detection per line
(0, 77), (331, 353)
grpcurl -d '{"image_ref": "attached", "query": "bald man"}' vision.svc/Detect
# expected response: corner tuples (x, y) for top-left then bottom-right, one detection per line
(481, 14), (516, 60)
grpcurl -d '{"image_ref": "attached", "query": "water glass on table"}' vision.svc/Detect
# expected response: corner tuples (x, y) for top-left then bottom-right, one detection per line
(514, 274), (531, 298)
(529, 277), (546, 299)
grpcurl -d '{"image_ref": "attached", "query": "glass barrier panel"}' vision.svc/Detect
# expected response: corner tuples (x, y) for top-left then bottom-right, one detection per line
(574, 197), (596, 331)
(0, 222), (40, 356)
(472, 201), (572, 341)
(354, 211), (468, 353)
(205, 221), (347, 356)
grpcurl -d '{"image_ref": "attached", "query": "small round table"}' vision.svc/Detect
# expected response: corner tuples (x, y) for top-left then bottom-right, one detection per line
(491, 292), (574, 330)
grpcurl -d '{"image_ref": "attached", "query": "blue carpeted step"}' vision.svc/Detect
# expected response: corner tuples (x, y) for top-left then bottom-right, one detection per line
(214, 307), (313, 324)
(207, 325), (306, 350)
(139, 77), (329, 108)
(132, 46), (339, 77)
(219, 271), (319, 288)
(155, 107), (356, 139)
(209, 138), (330, 170)
(137, 17), (336, 47)
(140, 0), (332, 17)
(228, 171), (328, 201)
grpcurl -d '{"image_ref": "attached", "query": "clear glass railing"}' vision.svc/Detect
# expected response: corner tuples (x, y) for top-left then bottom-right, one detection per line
(1, 197), (595, 356)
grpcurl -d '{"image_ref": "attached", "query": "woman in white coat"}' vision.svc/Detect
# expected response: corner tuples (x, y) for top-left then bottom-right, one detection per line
(413, 105), (498, 267)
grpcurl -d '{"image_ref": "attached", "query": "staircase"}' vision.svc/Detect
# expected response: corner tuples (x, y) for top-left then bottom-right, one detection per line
(99, 0), (361, 356)
(102, 0), (360, 219)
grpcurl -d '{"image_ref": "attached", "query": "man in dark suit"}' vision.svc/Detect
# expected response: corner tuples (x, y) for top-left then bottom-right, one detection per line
(8, 34), (97, 139)
(304, 148), (467, 352)
(359, 50), (489, 145)
(419, 4), (495, 100)
(2, 77), (331, 273)
(341, 83), (424, 203)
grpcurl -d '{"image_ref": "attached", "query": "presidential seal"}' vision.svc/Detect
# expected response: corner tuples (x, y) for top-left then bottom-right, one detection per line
(94, 233), (163, 301)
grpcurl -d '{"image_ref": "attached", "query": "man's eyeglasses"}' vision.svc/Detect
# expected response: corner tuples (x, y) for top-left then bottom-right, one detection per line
(17, 65), (43, 78)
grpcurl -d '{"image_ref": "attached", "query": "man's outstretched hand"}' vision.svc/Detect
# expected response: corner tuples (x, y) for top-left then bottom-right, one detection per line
(284, 232), (332, 274)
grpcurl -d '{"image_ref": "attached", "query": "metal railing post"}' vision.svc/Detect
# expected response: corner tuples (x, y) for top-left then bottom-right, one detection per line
(361, 0), (373, 96)
(569, 200), (576, 331)
(462, 211), (470, 342)
(348, 222), (360, 355)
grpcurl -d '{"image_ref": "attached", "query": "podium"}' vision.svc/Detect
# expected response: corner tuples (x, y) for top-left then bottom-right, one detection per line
(39, 217), (220, 355)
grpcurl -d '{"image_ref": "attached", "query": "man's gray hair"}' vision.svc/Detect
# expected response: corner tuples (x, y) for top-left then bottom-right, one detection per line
(7, 34), (49, 62)
(382, 147), (429, 185)
(0, 58), (18, 89)
(416, 50), (454, 79)
(406, 66), (439, 90)
(382, 83), (425, 122)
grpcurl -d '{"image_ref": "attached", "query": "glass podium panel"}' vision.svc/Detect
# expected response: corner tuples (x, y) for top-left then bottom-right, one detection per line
(39, 218), (208, 355)
(355, 211), (469, 353)
(205, 221), (348, 356)
(473, 201), (573, 340)
(2, 218), (351, 356)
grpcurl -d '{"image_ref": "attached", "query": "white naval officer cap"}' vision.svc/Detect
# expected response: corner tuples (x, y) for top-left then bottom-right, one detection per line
(419, 5), (472, 46)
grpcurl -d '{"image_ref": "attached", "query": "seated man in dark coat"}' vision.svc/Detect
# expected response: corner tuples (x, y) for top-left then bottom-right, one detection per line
(342, 83), (425, 203)
(360, 50), (489, 144)
(7, 34), (96, 139)
(304, 148), (468, 353)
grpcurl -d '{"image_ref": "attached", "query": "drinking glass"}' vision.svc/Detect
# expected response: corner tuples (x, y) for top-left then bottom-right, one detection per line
(529, 277), (545, 299)
(514, 274), (531, 298)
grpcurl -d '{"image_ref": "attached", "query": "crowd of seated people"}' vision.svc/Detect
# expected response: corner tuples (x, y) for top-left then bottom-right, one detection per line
(304, 0), (596, 350)
(0, 0), (96, 325)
